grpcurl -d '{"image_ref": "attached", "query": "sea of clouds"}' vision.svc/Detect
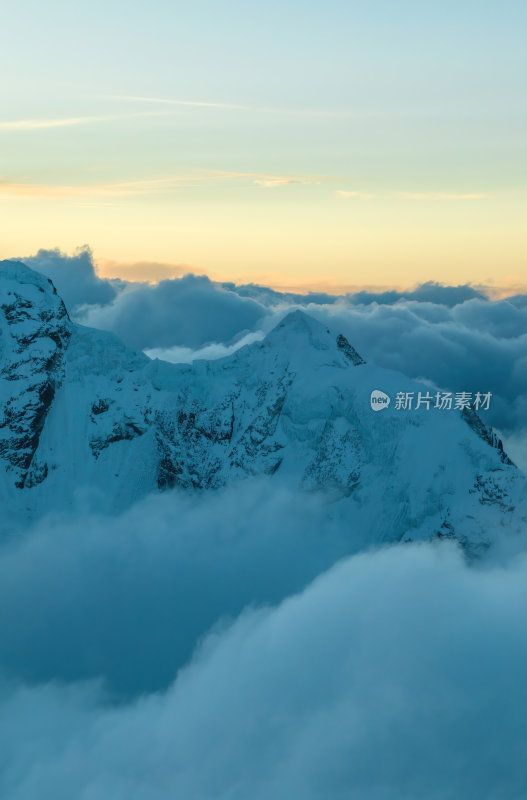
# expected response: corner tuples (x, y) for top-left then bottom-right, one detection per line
(1, 482), (527, 799)
(3, 247), (526, 798)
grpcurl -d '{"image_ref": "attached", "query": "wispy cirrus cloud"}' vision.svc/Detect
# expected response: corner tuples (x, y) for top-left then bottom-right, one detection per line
(336, 189), (488, 201)
(109, 94), (325, 116)
(0, 115), (117, 131)
(335, 190), (375, 199)
(254, 178), (302, 188)
(0, 171), (329, 199)
(111, 94), (448, 120)
(220, 171), (330, 185)
(0, 112), (174, 132)
(0, 177), (181, 198)
(395, 191), (487, 200)
(1, 174), (485, 201)
(112, 94), (259, 111)
(0, 106), (263, 132)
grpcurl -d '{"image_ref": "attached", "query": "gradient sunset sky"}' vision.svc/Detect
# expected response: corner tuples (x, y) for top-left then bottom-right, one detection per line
(2, 0), (526, 290)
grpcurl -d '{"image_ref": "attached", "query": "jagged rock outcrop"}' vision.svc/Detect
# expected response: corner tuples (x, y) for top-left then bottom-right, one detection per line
(0, 262), (72, 488)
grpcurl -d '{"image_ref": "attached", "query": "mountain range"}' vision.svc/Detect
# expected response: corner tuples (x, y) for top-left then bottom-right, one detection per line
(1, 260), (525, 550)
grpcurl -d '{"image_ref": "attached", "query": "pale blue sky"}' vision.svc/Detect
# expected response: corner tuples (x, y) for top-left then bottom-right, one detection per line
(1, 0), (526, 287)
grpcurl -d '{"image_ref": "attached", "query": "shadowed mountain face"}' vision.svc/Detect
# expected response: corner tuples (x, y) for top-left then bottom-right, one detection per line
(0, 262), (72, 488)
(1, 261), (526, 548)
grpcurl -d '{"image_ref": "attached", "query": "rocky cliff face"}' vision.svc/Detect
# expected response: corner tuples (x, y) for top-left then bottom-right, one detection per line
(0, 262), (72, 488)
(1, 260), (526, 550)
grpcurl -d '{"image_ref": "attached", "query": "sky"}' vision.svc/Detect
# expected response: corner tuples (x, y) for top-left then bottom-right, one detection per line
(1, 0), (526, 289)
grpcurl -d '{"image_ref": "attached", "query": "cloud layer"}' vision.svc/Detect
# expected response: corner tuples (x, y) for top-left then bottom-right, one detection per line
(81, 273), (266, 349)
(1, 487), (527, 798)
(0, 484), (351, 697)
(21, 247), (117, 310)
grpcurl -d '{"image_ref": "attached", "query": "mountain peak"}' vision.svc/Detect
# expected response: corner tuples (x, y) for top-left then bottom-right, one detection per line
(0, 259), (55, 292)
(266, 310), (365, 366)
(272, 309), (328, 336)
(277, 308), (320, 327)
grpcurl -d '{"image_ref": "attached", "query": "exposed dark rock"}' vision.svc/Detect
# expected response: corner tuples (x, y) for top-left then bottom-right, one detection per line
(91, 398), (112, 416)
(461, 406), (514, 465)
(90, 417), (146, 460)
(336, 333), (366, 366)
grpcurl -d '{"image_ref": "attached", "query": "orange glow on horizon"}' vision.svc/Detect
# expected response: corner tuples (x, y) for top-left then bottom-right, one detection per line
(95, 258), (527, 299)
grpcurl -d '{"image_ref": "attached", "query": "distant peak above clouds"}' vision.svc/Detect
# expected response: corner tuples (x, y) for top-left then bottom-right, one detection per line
(267, 310), (366, 366)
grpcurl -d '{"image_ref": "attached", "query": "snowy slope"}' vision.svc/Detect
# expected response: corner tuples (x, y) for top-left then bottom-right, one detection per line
(1, 260), (526, 550)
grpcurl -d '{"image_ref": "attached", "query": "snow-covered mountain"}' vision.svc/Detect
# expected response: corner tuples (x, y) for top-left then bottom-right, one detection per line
(1, 260), (526, 549)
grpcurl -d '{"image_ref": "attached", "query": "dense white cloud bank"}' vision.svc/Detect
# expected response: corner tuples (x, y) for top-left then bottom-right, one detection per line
(21, 247), (118, 310)
(0, 483), (353, 696)
(1, 491), (527, 799)
(80, 273), (266, 350)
